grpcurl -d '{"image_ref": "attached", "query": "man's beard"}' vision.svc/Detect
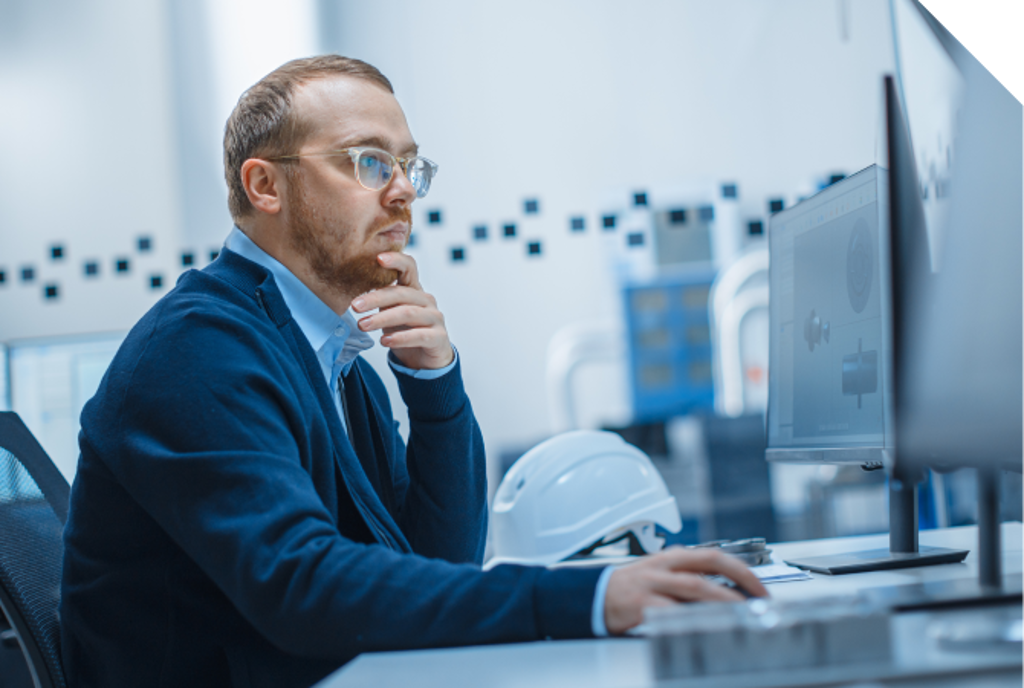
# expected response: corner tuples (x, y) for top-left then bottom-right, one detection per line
(288, 180), (410, 299)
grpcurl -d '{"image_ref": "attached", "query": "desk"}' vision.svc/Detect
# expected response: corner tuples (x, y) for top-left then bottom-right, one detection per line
(317, 524), (1023, 688)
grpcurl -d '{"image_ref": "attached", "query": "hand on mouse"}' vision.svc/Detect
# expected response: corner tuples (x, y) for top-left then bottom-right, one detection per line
(603, 547), (769, 635)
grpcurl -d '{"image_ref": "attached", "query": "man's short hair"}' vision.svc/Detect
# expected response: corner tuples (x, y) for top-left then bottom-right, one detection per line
(223, 55), (394, 222)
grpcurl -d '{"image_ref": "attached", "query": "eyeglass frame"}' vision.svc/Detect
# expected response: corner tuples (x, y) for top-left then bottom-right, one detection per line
(265, 146), (438, 197)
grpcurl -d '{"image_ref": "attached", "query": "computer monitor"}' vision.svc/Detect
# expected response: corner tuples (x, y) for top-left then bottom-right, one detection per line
(891, 1), (1022, 475)
(890, 0), (1022, 591)
(766, 165), (893, 468)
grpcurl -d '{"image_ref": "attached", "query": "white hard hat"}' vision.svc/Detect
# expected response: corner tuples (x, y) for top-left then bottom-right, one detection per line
(485, 430), (682, 569)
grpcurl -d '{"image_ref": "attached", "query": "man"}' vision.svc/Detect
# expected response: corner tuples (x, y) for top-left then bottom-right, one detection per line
(60, 55), (766, 688)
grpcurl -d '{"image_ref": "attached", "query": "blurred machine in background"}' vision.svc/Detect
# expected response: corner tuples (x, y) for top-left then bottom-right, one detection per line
(624, 271), (716, 423)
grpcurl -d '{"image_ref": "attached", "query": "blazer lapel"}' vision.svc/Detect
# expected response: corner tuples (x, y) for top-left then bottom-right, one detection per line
(273, 301), (409, 552)
(218, 252), (412, 553)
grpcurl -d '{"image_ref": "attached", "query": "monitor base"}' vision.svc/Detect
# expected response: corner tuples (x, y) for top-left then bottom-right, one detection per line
(784, 545), (969, 575)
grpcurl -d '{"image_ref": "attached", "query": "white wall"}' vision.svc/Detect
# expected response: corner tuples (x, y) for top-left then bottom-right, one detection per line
(0, 0), (181, 341)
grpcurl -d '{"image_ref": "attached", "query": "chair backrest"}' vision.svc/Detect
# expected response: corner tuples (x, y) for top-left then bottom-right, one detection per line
(0, 412), (70, 688)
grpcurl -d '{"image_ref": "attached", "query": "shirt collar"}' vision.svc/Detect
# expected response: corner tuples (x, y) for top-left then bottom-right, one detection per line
(224, 227), (373, 375)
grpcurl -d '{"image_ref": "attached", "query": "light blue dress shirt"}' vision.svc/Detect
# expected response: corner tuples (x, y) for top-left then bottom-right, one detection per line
(223, 227), (610, 637)
(224, 228), (456, 435)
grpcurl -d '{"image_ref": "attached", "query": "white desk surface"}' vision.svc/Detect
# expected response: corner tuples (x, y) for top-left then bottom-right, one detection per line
(317, 523), (1023, 688)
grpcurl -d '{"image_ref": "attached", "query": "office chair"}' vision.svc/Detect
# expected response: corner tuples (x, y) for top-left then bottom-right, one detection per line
(0, 412), (70, 688)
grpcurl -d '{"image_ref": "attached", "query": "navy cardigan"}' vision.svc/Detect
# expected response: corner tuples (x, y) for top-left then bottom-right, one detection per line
(60, 249), (602, 688)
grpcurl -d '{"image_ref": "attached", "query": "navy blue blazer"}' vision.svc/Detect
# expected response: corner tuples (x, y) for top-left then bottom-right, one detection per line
(60, 249), (602, 688)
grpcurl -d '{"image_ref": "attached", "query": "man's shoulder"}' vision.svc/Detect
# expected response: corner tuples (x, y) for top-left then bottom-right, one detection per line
(125, 268), (266, 354)
(171, 248), (272, 313)
(138, 248), (286, 341)
(99, 257), (288, 397)
(81, 258), (302, 445)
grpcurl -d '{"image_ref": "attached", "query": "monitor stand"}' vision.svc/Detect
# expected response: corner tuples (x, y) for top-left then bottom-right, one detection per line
(861, 469), (1021, 610)
(784, 478), (969, 575)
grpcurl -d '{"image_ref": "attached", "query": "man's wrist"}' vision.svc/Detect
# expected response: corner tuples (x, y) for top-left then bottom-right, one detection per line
(591, 565), (617, 637)
(388, 346), (458, 379)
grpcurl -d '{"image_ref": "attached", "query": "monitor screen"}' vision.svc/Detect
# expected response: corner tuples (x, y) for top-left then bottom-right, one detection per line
(766, 166), (894, 464)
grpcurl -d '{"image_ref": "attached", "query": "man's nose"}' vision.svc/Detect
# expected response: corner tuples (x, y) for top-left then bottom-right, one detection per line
(384, 163), (417, 206)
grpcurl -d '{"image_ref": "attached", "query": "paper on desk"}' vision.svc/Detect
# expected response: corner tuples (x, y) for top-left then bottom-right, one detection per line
(751, 563), (812, 583)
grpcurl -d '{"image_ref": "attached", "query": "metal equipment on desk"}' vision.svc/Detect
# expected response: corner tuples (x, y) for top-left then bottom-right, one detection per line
(690, 537), (772, 567)
(646, 595), (892, 681)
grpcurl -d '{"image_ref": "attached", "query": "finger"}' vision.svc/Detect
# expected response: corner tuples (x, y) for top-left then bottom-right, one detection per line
(379, 327), (447, 350)
(357, 305), (441, 333)
(647, 570), (746, 603)
(654, 549), (769, 598)
(352, 286), (434, 313)
(377, 252), (420, 289)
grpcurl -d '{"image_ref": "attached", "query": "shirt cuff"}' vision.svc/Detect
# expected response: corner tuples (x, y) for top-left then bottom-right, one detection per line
(590, 565), (617, 637)
(388, 346), (459, 380)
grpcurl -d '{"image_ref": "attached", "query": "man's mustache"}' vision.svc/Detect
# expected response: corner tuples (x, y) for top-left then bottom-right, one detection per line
(370, 206), (413, 235)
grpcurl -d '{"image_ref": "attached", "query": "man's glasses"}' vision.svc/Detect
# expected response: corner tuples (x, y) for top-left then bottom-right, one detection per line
(268, 147), (438, 198)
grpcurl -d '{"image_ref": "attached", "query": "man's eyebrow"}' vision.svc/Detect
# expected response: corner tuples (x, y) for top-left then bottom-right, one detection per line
(333, 135), (419, 157)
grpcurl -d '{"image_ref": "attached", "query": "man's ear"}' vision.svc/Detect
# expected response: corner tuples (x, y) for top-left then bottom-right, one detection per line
(241, 158), (285, 215)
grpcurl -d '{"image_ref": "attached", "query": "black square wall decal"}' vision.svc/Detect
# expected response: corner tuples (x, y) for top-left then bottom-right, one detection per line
(602, 215), (616, 230)
(627, 232), (645, 247)
(181, 252), (194, 267)
(473, 225), (487, 240)
(633, 192), (648, 207)
(769, 199), (785, 214)
(50, 245), (64, 260)
(669, 209), (687, 225)
(0, 270), (6, 285)
(570, 217), (585, 232)
(524, 199), (539, 214)
(44, 284), (59, 299)
(21, 266), (35, 282)
(503, 224), (517, 238)
(115, 258), (130, 273)
(150, 275), (163, 289)
(527, 241), (541, 256)
(84, 261), (99, 276)
(748, 220), (764, 236)
(428, 210), (442, 225)
(698, 206), (714, 222)
(209, 250), (220, 261)
(451, 247), (465, 262)
(407, 233), (416, 247)
(721, 183), (738, 199)
(138, 236), (153, 252)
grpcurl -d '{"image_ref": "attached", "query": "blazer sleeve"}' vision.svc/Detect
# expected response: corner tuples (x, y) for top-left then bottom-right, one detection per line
(364, 355), (488, 565)
(88, 303), (599, 660)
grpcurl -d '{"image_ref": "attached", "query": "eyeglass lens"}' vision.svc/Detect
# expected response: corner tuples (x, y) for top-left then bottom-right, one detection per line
(355, 150), (435, 198)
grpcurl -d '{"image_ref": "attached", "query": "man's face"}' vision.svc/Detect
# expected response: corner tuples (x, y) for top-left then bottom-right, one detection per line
(280, 76), (418, 298)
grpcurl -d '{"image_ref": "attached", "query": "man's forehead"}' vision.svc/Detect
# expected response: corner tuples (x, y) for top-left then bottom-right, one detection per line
(293, 76), (416, 154)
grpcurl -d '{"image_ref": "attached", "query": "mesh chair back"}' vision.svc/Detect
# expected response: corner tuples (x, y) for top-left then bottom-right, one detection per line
(0, 412), (70, 688)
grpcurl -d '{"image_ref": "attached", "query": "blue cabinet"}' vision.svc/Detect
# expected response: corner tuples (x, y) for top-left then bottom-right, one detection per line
(625, 270), (716, 422)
